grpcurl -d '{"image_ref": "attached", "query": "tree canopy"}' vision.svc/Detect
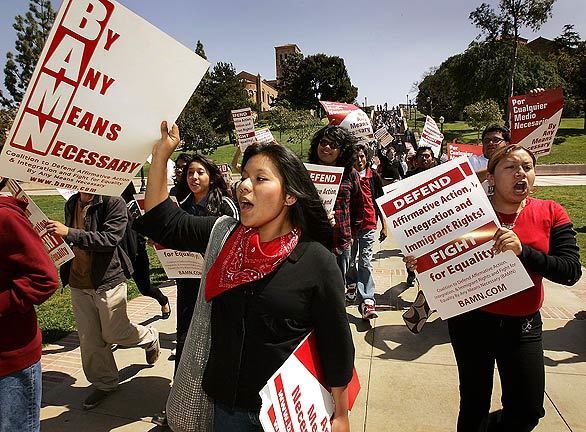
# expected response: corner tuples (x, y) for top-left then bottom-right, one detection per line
(278, 54), (358, 111)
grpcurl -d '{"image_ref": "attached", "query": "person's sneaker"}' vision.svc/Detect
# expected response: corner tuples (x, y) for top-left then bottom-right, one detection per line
(151, 411), (168, 426)
(345, 284), (357, 303)
(360, 301), (378, 320)
(83, 389), (114, 410)
(145, 328), (160, 365)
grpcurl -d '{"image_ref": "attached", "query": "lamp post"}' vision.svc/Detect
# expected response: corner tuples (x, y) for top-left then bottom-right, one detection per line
(414, 103), (417, 130)
(439, 116), (445, 133)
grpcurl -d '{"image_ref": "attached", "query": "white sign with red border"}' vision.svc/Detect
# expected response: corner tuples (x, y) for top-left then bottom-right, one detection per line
(304, 163), (344, 215)
(134, 194), (203, 278)
(447, 143), (484, 160)
(255, 127), (275, 145)
(0, 0), (209, 196)
(320, 101), (374, 144)
(419, 116), (444, 157)
(6, 180), (74, 267)
(509, 88), (564, 157)
(376, 158), (533, 319)
(374, 126), (393, 147)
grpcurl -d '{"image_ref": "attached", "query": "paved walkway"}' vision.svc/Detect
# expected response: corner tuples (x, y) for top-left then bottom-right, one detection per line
(38, 232), (586, 431)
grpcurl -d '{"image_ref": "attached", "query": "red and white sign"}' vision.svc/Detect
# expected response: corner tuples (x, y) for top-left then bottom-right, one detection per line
(218, 163), (232, 185)
(255, 127), (276, 145)
(134, 194), (203, 278)
(374, 126), (393, 147)
(232, 107), (256, 152)
(320, 101), (374, 145)
(447, 143), (483, 160)
(259, 332), (360, 432)
(0, 0), (209, 196)
(6, 180), (74, 267)
(418, 116), (444, 157)
(304, 163), (344, 214)
(376, 158), (533, 319)
(509, 88), (564, 157)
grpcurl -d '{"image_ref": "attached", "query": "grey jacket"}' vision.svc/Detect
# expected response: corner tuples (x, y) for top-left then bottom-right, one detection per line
(60, 194), (132, 292)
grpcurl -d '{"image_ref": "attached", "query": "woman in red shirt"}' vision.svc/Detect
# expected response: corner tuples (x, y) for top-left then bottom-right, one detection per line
(405, 145), (581, 431)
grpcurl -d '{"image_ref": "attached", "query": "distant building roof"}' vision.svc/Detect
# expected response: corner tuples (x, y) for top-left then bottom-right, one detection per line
(527, 36), (561, 57)
(275, 44), (301, 51)
(237, 71), (278, 91)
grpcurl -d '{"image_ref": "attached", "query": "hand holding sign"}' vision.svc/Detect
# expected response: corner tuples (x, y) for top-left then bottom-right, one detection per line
(153, 121), (181, 161)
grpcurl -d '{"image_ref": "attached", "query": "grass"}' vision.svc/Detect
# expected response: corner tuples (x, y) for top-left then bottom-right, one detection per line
(533, 185), (586, 268)
(32, 195), (167, 345)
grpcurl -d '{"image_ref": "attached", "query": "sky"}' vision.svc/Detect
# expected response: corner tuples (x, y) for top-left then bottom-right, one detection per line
(1, 0), (585, 107)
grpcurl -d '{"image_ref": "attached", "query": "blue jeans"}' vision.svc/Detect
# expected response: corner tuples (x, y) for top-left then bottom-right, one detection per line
(0, 360), (42, 432)
(336, 246), (352, 287)
(347, 229), (376, 302)
(214, 402), (262, 432)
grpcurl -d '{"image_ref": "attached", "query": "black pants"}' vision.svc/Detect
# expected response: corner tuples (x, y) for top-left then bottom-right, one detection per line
(448, 310), (545, 432)
(174, 278), (200, 374)
(132, 237), (168, 307)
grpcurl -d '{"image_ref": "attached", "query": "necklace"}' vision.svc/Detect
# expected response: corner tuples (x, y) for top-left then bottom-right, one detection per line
(493, 199), (526, 230)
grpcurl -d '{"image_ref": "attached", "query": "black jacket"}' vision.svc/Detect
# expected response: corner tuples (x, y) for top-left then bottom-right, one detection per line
(60, 194), (132, 292)
(134, 198), (355, 410)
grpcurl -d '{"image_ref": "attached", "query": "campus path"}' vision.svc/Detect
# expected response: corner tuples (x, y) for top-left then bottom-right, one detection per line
(39, 233), (586, 431)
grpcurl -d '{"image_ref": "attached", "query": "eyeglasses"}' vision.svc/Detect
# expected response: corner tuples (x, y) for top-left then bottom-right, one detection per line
(482, 136), (505, 145)
(319, 139), (339, 150)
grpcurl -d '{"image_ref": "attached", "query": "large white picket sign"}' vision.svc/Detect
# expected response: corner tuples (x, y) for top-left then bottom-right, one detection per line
(304, 163), (344, 215)
(376, 158), (533, 319)
(0, 0), (209, 196)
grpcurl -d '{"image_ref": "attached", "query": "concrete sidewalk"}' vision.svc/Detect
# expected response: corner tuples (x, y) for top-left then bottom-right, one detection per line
(39, 235), (586, 431)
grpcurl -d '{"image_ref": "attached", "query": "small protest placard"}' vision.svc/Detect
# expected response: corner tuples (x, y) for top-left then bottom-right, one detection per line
(6, 180), (74, 267)
(255, 127), (276, 145)
(134, 194), (203, 278)
(304, 163), (344, 214)
(218, 163), (233, 185)
(320, 101), (374, 145)
(509, 88), (564, 157)
(376, 158), (533, 319)
(232, 108), (256, 152)
(418, 116), (444, 157)
(259, 332), (360, 432)
(374, 126), (393, 148)
(447, 143), (483, 160)
(0, 0), (209, 196)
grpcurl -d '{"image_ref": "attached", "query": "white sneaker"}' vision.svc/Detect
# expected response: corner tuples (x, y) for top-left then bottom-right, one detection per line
(345, 284), (357, 302)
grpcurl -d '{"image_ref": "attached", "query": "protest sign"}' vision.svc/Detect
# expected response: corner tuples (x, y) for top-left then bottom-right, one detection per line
(418, 116), (444, 157)
(255, 127), (276, 144)
(509, 88), (564, 157)
(218, 163), (233, 185)
(134, 194), (203, 278)
(232, 108), (256, 151)
(374, 126), (393, 148)
(447, 143), (483, 160)
(0, 0), (209, 196)
(6, 180), (74, 267)
(56, 188), (77, 201)
(304, 163), (344, 214)
(376, 158), (533, 319)
(320, 101), (374, 145)
(259, 332), (360, 432)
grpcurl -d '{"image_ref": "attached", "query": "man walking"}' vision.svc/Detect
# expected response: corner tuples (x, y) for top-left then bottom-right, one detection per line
(47, 192), (160, 410)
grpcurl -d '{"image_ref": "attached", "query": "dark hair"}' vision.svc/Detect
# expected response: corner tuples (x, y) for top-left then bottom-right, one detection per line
(177, 154), (231, 215)
(487, 144), (536, 174)
(482, 124), (510, 142)
(415, 146), (434, 158)
(242, 143), (333, 250)
(175, 153), (191, 164)
(308, 125), (357, 175)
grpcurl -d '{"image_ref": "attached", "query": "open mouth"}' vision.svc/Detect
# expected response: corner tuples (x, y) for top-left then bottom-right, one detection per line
(513, 181), (527, 193)
(239, 199), (253, 211)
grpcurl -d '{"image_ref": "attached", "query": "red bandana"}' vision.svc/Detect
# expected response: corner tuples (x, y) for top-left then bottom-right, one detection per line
(205, 225), (300, 301)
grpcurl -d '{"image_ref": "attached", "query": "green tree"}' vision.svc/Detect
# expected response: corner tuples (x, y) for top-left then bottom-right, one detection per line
(0, 108), (17, 143)
(1, 0), (56, 108)
(464, 99), (503, 141)
(279, 54), (358, 111)
(200, 62), (252, 135)
(287, 110), (321, 157)
(265, 101), (295, 140)
(555, 24), (581, 49)
(469, 0), (556, 102)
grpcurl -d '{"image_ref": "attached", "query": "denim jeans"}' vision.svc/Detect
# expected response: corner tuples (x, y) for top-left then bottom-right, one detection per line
(347, 229), (376, 302)
(336, 246), (352, 287)
(0, 360), (42, 432)
(448, 310), (545, 432)
(214, 402), (262, 432)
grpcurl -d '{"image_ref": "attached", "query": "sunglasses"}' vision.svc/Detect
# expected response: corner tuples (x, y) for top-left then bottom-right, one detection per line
(319, 139), (339, 149)
(482, 136), (505, 145)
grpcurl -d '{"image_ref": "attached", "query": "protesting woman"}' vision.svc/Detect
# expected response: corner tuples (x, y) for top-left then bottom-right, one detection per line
(308, 125), (363, 299)
(404, 144), (581, 431)
(136, 122), (354, 432)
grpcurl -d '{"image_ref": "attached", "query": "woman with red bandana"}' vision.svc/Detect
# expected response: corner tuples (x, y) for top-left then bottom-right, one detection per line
(135, 122), (354, 432)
